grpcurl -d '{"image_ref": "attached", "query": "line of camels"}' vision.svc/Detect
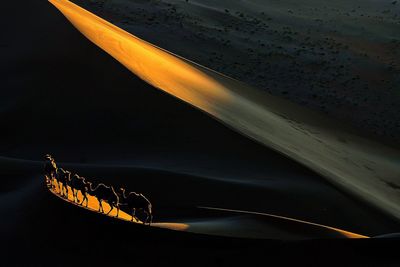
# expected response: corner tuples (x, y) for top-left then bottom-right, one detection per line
(44, 154), (153, 224)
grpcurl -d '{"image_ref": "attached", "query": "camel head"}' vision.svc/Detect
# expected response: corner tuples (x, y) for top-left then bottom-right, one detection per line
(119, 188), (127, 198)
(45, 154), (53, 160)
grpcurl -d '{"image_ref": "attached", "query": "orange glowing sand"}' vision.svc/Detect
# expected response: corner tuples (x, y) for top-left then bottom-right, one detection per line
(50, 178), (138, 221)
(49, 178), (189, 230)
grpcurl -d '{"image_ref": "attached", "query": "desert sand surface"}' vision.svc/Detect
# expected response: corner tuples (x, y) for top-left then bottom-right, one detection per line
(73, 0), (400, 146)
(48, 175), (367, 239)
(2, 157), (399, 265)
(50, 0), (400, 222)
(1, 0), (400, 265)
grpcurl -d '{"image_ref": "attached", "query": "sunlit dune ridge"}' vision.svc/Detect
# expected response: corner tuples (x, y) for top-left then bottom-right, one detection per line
(198, 207), (368, 239)
(49, 178), (190, 230)
(49, 0), (400, 221)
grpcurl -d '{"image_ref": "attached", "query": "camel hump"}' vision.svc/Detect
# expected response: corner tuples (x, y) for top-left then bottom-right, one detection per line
(129, 192), (140, 197)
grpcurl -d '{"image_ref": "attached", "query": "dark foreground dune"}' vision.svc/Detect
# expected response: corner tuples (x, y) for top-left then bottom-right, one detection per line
(1, 0), (400, 265)
(2, 157), (400, 266)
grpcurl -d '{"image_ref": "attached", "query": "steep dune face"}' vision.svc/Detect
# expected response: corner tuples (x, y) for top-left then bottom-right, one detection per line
(73, 0), (400, 145)
(49, 0), (400, 221)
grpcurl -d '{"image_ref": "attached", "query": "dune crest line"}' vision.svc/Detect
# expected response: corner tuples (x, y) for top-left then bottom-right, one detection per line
(198, 206), (368, 239)
(49, 0), (400, 220)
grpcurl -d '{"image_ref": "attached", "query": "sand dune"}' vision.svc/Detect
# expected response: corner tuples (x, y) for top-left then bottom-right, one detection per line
(2, 0), (400, 264)
(48, 176), (367, 239)
(73, 0), (400, 145)
(49, 0), (400, 222)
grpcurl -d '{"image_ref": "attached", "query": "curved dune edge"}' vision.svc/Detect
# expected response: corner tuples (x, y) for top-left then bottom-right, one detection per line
(48, 0), (400, 220)
(48, 179), (367, 239)
(198, 207), (368, 239)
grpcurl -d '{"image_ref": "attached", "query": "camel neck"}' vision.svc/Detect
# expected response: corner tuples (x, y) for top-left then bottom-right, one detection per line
(90, 183), (97, 191)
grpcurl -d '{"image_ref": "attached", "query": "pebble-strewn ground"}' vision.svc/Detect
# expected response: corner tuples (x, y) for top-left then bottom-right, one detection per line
(74, 0), (400, 145)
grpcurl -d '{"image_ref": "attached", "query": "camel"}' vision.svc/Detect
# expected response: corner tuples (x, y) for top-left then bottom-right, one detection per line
(70, 174), (89, 206)
(56, 168), (69, 198)
(118, 188), (153, 225)
(63, 170), (72, 198)
(87, 182), (119, 217)
(44, 154), (57, 189)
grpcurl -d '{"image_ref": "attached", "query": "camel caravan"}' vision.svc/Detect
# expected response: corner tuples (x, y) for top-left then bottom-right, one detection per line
(44, 154), (153, 225)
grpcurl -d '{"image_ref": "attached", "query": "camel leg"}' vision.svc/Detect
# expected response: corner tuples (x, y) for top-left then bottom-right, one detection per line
(82, 195), (88, 207)
(66, 186), (70, 200)
(147, 212), (152, 225)
(47, 176), (52, 189)
(131, 209), (137, 222)
(106, 204), (114, 215)
(54, 180), (59, 192)
(51, 173), (56, 190)
(115, 207), (119, 218)
(147, 212), (153, 225)
(99, 200), (103, 213)
(76, 191), (81, 205)
(45, 175), (50, 188)
(79, 192), (85, 205)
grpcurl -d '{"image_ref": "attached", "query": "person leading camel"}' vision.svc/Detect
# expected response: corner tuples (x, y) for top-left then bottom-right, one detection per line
(44, 154), (57, 189)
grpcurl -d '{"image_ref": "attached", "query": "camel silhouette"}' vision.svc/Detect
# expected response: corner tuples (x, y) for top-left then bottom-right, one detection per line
(44, 154), (57, 189)
(119, 188), (153, 224)
(56, 168), (70, 198)
(44, 156), (154, 223)
(87, 182), (120, 217)
(70, 174), (89, 206)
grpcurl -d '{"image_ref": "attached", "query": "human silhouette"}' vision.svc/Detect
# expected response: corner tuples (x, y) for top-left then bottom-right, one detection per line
(44, 154), (57, 189)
